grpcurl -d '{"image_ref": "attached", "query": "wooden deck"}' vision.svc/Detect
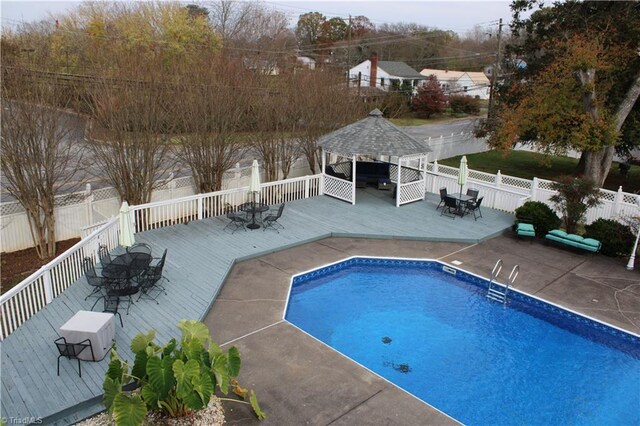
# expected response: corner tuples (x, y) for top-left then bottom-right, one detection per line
(0, 190), (514, 424)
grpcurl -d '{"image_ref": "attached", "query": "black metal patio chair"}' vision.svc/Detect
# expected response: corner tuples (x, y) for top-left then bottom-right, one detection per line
(98, 244), (112, 267)
(54, 337), (94, 377)
(263, 203), (285, 232)
(102, 293), (124, 327)
(82, 257), (108, 301)
(224, 210), (248, 233)
(440, 196), (459, 219)
(137, 249), (169, 303)
(464, 196), (484, 221)
(436, 187), (448, 210)
(466, 189), (479, 201)
(127, 243), (152, 256)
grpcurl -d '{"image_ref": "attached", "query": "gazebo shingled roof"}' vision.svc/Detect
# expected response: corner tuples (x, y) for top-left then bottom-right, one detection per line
(317, 109), (432, 157)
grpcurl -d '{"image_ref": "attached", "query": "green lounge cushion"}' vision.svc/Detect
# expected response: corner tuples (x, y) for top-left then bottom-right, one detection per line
(565, 234), (585, 243)
(581, 238), (601, 248)
(517, 223), (535, 232)
(548, 229), (567, 237)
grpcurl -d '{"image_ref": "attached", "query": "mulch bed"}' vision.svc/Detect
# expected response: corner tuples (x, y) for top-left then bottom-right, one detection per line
(1, 238), (80, 294)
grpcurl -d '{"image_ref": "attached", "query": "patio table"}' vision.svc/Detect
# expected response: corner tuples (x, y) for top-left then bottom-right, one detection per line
(240, 202), (269, 230)
(59, 311), (115, 361)
(102, 252), (152, 281)
(446, 193), (474, 217)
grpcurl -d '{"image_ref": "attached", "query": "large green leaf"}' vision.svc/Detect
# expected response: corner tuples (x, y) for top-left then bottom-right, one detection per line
(131, 350), (149, 383)
(140, 384), (160, 410)
(162, 338), (177, 357)
(106, 350), (123, 381)
(227, 346), (241, 377)
(146, 356), (175, 399)
(212, 353), (229, 394)
(249, 390), (267, 420)
(130, 330), (156, 353)
(102, 376), (121, 412)
(113, 393), (147, 426)
(191, 371), (213, 407)
(208, 340), (222, 359)
(182, 338), (205, 361)
(177, 320), (211, 345)
(172, 359), (199, 399)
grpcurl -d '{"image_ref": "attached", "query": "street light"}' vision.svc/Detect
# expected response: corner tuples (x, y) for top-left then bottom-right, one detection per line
(626, 196), (640, 270)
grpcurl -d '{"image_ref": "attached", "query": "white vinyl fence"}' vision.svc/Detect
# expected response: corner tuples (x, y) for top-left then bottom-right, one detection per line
(426, 161), (640, 222)
(1, 159), (314, 253)
(0, 174), (322, 340)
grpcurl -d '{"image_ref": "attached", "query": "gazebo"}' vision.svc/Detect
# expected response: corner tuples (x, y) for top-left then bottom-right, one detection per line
(318, 109), (432, 207)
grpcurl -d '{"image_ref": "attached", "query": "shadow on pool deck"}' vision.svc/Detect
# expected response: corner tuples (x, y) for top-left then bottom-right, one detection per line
(205, 234), (640, 425)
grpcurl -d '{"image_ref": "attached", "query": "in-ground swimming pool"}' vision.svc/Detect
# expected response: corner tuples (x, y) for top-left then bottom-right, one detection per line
(285, 257), (640, 426)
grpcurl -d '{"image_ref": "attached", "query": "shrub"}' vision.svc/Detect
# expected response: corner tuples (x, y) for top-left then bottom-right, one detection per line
(549, 176), (603, 234)
(411, 75), (447, 118)
(584, 218), (635, 257)
(514, 201), (561, 236)
(103, 320), (265, 426)
(448, 95), (480, 115)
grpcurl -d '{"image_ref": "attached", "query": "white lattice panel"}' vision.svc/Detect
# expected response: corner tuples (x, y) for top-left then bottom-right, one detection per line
(332, 162), (352, 178)
(623, 194), (640, 204)
(468, 169), (495, 184)
(324, 175), (353, 203)
(93, 187), (120, 201)
(598, 189), (616, 202)
(537, 179), (555, 191)
(501, 175), (532, 190)
(438, 165), (459, 176)
(399, 181), (425, 205)
(0, 202), (24, 215)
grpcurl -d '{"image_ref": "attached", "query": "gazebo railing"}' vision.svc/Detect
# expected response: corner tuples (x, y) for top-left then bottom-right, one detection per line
(323, 175), (354, 204)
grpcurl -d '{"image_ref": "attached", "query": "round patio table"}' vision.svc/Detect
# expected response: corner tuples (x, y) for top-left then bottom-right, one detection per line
(240, 202), (269, 230)
(102, 252), (152, 281)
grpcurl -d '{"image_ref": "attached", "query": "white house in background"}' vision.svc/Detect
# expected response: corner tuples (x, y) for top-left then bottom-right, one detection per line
(420, 68), (491, 99)
(348, 54), (425, 91)
(296, 56), (316, 70)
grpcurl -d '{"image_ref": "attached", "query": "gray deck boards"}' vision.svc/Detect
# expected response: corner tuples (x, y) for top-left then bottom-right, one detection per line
(1, 191), (514, 423)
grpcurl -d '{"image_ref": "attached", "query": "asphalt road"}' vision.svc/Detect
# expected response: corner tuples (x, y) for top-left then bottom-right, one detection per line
(1, 117), (479, 203)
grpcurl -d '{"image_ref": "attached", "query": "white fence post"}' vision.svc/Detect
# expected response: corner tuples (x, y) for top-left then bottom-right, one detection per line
(85, 183), (93, 226)
(235, 163), (241, 188)
(495, 170), (502, 188)
(168, 173), (176, 200)
(42, 268), (54, 304)
(304, 176), (310, 198)
(531, 177), (539, 202)
(613, 186), (623, 217)
(197, 195), (204, 220)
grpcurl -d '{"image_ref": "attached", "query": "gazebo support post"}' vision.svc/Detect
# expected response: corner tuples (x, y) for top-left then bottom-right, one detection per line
(351, 154), (357, 205)
(396, 156), (402, 207)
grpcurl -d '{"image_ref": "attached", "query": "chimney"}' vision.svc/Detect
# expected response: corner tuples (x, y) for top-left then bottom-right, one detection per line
(370, 52), (378, 88)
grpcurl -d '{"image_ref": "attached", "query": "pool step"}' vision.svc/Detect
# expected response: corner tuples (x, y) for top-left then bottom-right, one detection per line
(486, 260), (519, 305)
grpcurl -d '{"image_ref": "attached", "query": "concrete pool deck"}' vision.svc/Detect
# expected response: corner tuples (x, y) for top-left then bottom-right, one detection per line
(206, 235), (640, 425)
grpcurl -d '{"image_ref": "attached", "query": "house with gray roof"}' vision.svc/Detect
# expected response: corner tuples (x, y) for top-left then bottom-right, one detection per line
(348, 53), (425, 92)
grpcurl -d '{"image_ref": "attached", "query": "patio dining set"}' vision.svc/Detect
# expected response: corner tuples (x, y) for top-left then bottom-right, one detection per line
(54, 243), (169, 376)
(225, 202), (285, 233)
(437, 187), (484, 220)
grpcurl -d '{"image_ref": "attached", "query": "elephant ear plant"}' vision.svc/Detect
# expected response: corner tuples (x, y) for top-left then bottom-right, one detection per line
(103, 320), (266, 426)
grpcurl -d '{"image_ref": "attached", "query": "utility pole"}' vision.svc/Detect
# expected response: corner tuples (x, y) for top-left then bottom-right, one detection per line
(488, 18), (503, 119)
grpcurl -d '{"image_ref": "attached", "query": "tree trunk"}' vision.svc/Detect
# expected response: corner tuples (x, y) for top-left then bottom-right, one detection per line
(577, 67), (640, 185)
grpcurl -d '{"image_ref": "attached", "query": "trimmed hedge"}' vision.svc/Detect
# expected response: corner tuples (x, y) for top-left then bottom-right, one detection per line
(584, 218), (635, 257)
(514, 201), (561, 237)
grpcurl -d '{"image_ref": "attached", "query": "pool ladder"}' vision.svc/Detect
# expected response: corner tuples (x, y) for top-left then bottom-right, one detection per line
(486, 259), (519, 304)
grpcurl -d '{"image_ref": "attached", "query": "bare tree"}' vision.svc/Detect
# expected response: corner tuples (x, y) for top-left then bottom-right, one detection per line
(1, 71), (83, 258)
(85, 66), (177, 205)
(176, 58), (250, 192)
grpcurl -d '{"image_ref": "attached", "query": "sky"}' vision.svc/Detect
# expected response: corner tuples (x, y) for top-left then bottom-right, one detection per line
(1, 0), (517, 35)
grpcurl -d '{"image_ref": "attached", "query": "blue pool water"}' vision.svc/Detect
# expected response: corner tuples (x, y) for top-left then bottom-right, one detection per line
(285, 258), (640, 426)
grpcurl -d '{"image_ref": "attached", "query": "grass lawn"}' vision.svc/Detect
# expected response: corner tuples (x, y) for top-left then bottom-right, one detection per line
(439, 150), (640, 193)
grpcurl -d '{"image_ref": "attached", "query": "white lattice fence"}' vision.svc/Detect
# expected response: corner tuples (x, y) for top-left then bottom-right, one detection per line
(324, 175), (354, 203)
(399, 181), (425, 205)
